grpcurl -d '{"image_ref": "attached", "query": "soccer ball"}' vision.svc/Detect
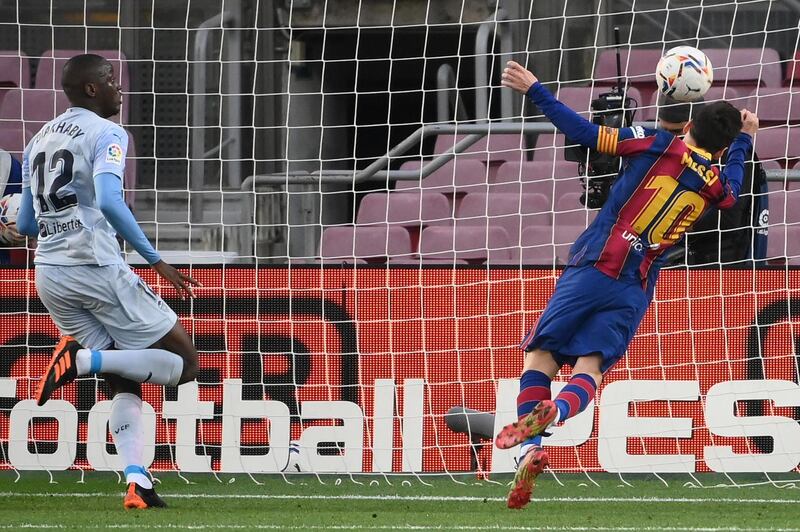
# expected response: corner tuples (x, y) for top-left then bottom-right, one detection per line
(0, 193), (22, 244)
(0, 193), (20, 225)
(655, 46), (713, 102)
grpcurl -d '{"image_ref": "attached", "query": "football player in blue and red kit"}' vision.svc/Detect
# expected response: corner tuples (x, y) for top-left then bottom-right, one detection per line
(495, 60), (759, 509)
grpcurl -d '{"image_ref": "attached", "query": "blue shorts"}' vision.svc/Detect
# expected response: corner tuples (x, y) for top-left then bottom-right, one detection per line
(520, 265), (651, 373)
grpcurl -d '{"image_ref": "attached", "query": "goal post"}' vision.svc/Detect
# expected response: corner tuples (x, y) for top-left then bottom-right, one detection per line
(0, 0), (799, 483)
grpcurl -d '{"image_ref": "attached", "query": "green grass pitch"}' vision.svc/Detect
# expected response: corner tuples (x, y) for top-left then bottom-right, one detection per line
(1, 472), (799, 530)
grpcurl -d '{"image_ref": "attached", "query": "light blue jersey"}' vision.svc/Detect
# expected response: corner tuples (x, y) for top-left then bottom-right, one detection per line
(22, 107), (128, 265)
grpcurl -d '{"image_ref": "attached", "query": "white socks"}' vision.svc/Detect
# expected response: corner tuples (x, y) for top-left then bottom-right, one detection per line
(109, 393), (152, 489)
(76, 348), (184, 386)
(518, 442), (536, 464)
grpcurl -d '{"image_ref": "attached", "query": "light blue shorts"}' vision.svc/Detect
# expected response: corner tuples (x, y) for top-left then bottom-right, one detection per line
(35, 263), (177, 350)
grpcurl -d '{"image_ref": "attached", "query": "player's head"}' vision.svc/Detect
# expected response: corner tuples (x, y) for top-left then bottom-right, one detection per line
(61, 54), (122, 119)
(656, 94), (704, 136)
(685, 101), (742, 157)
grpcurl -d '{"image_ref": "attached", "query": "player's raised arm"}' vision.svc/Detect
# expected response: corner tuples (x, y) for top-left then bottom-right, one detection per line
(715, 109), (758, 209)
(502, 60), (656, 157)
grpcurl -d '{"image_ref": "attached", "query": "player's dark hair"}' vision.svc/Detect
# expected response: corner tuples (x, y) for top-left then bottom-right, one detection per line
(61, 54), (109, 98)
(689, 101), (742, 154)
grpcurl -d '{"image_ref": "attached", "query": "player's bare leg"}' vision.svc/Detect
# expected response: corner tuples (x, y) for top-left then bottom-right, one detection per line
(570, 355), (602, 388)
(148, 321), (199, 385)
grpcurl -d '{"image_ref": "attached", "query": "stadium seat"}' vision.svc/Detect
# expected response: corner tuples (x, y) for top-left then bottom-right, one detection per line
(745, 87), (800, 126)
(783, 51), (800, 87)
(554, 192), (597, 228)
(492, 160), (581, 196)
(532, 133), (567, 161)
(0, 89), (70, 138)
(0, 126), (29, 159)
(35, 49), (130, 122)
(641, 86), (742, 121)
(520, 225), (556, 265)
(766, 224), (800, 264)
(593, 48), (664, 104)
(356, 191), (453, 227)
(456, 192), (551, 247)
(556, 86), (643, 120)
(418, 225), (512, 263)
(0, 51), (31, 88)
(320, 225), (412, 262)
(788, 226), (800, 265)
(704, 48), (782, 90)
(753, 127), (800, 168)
(395, 159), (488, 196)
(553, 224), (584, 264)
(432, 134), (527, 177)
(0, 51), (31, 113)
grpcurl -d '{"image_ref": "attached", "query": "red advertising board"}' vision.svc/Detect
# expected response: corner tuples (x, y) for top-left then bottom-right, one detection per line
(0, 267), (798, 473)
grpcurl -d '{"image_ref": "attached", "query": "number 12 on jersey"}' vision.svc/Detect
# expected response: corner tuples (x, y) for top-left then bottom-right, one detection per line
(32, 150), (78, 213)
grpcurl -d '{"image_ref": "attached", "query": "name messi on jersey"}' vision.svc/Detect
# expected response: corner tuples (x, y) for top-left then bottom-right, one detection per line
(681, 152), (718, 185)
(36, 121), (85, 140)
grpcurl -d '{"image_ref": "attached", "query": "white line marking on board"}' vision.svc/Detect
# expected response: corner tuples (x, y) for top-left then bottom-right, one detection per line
(0, 492), (799, 505)
(3, 526), (800, 531)
(2, 525), (800, 531)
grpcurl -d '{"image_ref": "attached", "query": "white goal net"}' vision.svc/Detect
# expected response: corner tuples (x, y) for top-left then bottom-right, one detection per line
(0, 0), (799, 483)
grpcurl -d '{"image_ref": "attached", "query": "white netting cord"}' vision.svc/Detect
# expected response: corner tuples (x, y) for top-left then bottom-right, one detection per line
(0, 0), (799, 485)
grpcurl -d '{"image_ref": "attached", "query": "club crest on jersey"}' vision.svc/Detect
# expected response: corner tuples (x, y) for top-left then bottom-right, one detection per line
(106, 143), (123, 165)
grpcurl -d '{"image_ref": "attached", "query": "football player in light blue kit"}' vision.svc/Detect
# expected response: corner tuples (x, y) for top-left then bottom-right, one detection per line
(16, 54), (200, 510)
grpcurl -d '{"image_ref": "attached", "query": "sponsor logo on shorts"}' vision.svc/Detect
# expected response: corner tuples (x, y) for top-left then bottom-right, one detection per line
(106, 143), (123, 165)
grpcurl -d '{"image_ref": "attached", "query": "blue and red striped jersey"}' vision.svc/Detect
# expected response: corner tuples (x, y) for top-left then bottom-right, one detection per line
(527, 82), (752, 290)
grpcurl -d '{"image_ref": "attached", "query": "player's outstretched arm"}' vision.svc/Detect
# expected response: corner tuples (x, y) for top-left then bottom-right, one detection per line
(502, 60), (607, 152)
(95, 173), (201, 299)
(717, 109), (758, 208)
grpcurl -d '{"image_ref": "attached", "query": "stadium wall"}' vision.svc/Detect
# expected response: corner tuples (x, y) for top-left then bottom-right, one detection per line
(1, 266), (799, 474)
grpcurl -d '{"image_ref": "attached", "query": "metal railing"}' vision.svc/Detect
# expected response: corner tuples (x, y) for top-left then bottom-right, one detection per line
(191, 9), (242, 222)
(241, 121), (800, 190)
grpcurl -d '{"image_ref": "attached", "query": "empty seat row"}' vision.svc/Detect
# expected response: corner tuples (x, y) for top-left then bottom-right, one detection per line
(397, 159), (584, 196)
(357, 191), (595, 234)
(320, 222), (800, 265)
(393, 141), (799, 201)
(319, 224), (583, 265)
(0, 49), (128, 91)
(0, 86), (128, 125)
(0, 50), (130, 123)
